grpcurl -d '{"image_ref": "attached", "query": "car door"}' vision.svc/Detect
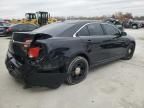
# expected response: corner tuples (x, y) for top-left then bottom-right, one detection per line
(101, 23), (126, 58)
(86, 23), (113, 64)
(76, 25), (91, 54)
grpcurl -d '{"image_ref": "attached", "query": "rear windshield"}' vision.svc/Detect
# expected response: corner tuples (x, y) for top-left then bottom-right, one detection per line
(33, 22), (75, 36)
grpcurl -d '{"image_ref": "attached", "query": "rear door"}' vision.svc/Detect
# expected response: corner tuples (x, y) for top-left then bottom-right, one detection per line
(76, 25), (90, 54)
(101, 23), (126, 58)
(76, 23), (116, 65)
(86, 23), (112, 64)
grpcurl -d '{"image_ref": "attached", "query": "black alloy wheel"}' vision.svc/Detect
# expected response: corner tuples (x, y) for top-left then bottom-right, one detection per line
(66, 56), (89, 85)
(122, 43), (135, 60)
(132, 25), (138, 29)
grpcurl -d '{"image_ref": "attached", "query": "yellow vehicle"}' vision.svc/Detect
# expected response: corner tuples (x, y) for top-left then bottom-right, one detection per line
(10, 11), (57, 26)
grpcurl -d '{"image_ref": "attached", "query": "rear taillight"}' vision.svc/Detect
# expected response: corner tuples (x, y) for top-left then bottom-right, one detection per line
(23, 39), (41, 59)
(28, 47), (41, 59)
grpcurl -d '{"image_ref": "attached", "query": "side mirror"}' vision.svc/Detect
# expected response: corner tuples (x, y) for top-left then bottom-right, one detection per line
(121, 31), (127, 36)
(116, 25), (124, 31)
(115, 32), (121, 37)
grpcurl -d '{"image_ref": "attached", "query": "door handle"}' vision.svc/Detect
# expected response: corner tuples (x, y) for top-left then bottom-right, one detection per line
(87, 40), (92, 44)
(87, 40), (92, 42)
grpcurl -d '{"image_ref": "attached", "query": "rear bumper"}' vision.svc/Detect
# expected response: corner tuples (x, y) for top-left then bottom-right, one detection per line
(5, 51), (67, 87)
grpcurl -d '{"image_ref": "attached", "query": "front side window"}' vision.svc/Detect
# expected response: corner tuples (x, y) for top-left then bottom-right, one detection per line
(102, 24), (120, 35)
(76, 26), (89, 36)
(87, 23), (104, 36)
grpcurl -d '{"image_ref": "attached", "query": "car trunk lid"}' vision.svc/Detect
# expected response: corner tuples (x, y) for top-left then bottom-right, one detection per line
(9, 32), (51, 64)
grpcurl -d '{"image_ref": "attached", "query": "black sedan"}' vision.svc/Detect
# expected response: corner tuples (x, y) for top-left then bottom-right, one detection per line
(6, 23), (38, 35)
(123, 20), (142, 29)
(5, 20), (135, 89)
(0, 22), (11, 36)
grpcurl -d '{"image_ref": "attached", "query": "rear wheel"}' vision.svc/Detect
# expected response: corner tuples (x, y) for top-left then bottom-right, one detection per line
(122, 43), (135, 60)
(66, 56), (89, 85)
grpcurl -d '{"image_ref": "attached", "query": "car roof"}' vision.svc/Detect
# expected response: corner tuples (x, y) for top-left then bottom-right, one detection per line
(32, 20), (105, 37)
(63, 20), (102, 25)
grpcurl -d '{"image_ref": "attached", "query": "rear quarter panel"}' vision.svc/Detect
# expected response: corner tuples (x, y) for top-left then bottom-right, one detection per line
(37, 37), (88, 70)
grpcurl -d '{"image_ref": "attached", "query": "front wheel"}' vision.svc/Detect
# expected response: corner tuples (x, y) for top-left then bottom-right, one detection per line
(122, 43), (135, 60)
(132, 25), (138, 29)
(66, 56), (89, 85)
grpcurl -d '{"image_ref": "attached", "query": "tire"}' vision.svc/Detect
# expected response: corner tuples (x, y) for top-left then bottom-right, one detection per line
(122, 43), (135, 60)
(132, 25), (138, 29)
(66, 56), (89, 85)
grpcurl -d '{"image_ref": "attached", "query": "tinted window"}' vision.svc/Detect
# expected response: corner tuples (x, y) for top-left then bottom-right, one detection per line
(28, 25), (37, 29)
(33, 22), (75, 36)
(87, 23), (104, 36)
(77, 26), (89, 36)
(13, 24), (26, 31)
(102, 24), (120, 35)
(18, 24), (26, 29)
(26, 24), (37, 31)
(12, 25), (19, 29)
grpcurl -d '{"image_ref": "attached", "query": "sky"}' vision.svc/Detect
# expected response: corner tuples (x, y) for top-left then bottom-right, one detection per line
(0, 0), (144, 19)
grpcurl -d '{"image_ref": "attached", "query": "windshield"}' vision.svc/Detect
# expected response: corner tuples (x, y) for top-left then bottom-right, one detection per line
(33, 22), (75, 36)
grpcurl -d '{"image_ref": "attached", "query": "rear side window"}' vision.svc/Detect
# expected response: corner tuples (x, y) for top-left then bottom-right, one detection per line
(87, 23), (104, 36)
(102, 24), (120, 35)
(76, 26), (89, 36)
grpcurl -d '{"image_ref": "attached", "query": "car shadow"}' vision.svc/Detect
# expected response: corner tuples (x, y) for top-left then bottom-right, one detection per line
(5, 37), (12, 39)
(89, 60), (120, 73)
(27, 60), (121, 92)
(0, 35), (11, 39)
(9, 75), (53, 92)
(0, 35), (7, 37)
(6, 59), (121, 92)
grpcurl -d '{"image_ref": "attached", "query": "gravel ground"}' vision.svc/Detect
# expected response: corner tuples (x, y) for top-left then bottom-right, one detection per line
(0, 29), (144, 108)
